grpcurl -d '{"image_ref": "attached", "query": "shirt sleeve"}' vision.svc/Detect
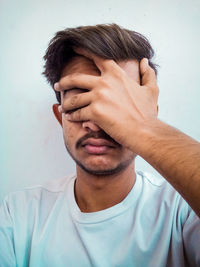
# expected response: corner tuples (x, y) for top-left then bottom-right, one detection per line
(183, 207), (200, 267)
(0, 197), (16, 267)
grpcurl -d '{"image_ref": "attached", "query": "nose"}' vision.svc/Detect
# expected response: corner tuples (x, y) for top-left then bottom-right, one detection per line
(82, 121), (101, 132)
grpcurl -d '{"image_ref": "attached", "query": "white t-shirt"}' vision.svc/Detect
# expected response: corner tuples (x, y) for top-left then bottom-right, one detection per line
(0, 171), (199, 267)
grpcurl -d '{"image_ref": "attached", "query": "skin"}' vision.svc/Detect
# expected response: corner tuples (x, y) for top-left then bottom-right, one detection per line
(53, 56), (143, 212)
(53, 48), (200, 217)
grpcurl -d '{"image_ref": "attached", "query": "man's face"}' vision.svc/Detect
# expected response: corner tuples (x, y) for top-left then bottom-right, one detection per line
(58, 55), (140, 176)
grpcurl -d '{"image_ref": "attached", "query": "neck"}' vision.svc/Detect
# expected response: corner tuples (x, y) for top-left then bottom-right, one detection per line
(74, 162), (136, 212)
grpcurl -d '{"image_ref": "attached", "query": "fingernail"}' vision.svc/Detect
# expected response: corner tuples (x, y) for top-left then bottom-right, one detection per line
(144, 58), (149, 65)
(54, 82), (59, 91)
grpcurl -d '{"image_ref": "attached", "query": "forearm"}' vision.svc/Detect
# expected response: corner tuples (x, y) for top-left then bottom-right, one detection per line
(134, 119), (200, 217)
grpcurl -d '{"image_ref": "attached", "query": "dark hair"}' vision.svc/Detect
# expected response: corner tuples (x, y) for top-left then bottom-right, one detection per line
(43, 23), (158, 104)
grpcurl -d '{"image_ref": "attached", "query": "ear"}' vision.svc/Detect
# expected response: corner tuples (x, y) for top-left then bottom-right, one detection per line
(52, 104), (62, 126)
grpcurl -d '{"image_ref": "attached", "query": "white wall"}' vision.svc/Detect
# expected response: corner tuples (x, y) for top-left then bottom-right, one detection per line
(0, 0), (200, 201)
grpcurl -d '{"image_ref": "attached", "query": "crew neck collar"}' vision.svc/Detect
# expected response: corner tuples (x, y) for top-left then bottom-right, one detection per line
(67, 171), (142, 224)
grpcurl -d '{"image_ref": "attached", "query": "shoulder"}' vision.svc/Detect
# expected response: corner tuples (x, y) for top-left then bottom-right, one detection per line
(136, 170), (194, 224)
(1, 174), (76, 217)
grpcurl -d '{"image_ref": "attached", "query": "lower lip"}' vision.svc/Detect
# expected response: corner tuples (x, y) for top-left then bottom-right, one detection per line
(83, 145), (113, 154)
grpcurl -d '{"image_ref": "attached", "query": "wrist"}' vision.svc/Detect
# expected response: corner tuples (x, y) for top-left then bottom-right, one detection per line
(129, 118), (164, 156)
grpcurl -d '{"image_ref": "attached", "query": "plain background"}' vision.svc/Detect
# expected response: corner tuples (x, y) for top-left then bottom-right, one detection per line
(0, 0), (200, 202)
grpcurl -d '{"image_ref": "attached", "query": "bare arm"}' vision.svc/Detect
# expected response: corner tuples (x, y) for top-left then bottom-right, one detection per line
(133, 118), (200, 217)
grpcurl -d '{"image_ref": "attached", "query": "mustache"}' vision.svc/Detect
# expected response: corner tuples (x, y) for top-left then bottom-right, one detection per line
(76, 131), (121, 149)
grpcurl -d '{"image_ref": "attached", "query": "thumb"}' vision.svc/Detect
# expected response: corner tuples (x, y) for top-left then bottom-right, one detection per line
(140, 58), (157, 88)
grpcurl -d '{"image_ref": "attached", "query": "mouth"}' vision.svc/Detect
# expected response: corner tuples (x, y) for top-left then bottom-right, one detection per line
(81, 138), (116, 155)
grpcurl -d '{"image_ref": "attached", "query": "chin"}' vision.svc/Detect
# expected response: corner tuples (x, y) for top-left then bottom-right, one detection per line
(75, 157), (134, 176)
(77, 163), (125, 176)
(65, 145), (135, 176)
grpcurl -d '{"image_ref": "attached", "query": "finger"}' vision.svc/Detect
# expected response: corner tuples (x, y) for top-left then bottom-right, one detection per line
(65, 105), (91, 122)
(73, 47), (117, 74)
(140, 58), (157, 89)
(62, 91), (92, 113)
(58, 105), (62, 113)
(54, 73), (99, 92)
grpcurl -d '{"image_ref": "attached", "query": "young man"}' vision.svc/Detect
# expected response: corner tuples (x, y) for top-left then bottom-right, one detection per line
(0, 24), (200, 266)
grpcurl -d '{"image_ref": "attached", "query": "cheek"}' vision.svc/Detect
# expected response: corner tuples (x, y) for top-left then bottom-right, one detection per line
(62, 118), (81, 140)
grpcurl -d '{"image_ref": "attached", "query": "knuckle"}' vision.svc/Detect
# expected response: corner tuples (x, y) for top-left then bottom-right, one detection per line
(95, 88), (102, 98)
(96, 88), (109, 100)
(100, 88), (109, 98)
(70, 95), (78, 107)
(92, 103), (101, 116)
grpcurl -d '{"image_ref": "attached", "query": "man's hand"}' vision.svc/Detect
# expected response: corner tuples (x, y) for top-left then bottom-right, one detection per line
(54, 48), (159, 152)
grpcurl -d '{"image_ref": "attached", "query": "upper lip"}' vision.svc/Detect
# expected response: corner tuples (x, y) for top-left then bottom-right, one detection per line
(82, 138), (116, 147)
